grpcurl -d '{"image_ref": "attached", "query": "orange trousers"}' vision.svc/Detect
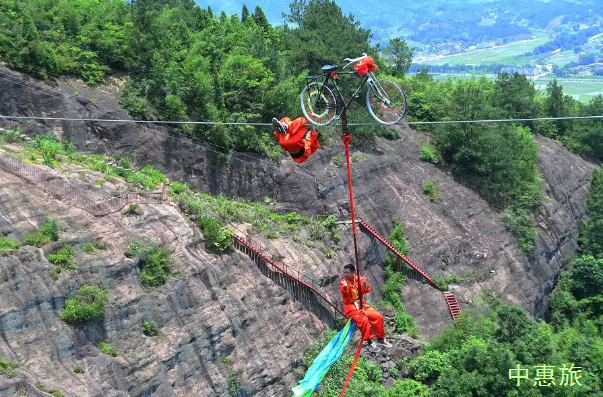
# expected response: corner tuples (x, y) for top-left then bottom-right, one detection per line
(343, 303), (385, 341)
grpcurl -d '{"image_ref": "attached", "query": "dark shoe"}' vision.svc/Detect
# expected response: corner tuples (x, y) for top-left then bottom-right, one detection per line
(272, 117), (288, 135)
(366, 340), (381, 352)
(377, 338), (392, 348)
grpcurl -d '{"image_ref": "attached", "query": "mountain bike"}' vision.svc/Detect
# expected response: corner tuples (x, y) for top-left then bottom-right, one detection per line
(300, 53), (406, 126)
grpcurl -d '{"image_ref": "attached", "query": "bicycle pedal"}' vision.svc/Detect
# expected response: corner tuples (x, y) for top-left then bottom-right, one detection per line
(333, 115), (341, 120)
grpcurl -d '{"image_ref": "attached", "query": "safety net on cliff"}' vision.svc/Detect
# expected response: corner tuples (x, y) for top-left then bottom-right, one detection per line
(291, 320), (357, 396)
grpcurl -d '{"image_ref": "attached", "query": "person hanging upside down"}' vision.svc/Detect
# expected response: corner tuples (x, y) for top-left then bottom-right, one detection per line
(272, 116), (320, 164)
(339, 263), (392, 352)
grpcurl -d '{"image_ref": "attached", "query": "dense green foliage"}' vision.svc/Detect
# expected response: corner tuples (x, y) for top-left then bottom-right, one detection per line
(198, 216), (234, 253)
(60, 285), (109, 323)
(124, 239), (173, 287)
(23, 218), (59, 247)
(404, 164), (603, 397)
(0, 358), (19, 378)
(48, 244), (77, 280)
(0, 0), (400, 156)
(0, 236), (19, 256)
(380, 220), (417, 336)
(97, 342), (118, 357)
(578, 169), (603, 258)
(403, 72), (546, 252)
(419, 145), (441, 164)
(142, 319), (159, 336)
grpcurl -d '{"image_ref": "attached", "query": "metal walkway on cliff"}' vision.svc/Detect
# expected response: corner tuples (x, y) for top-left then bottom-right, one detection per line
(230, 218), (461, 329)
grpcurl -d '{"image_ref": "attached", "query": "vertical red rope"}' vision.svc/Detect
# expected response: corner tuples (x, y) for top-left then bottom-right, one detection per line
(338, 339), (364, 397)
(342, 133), (363, 310)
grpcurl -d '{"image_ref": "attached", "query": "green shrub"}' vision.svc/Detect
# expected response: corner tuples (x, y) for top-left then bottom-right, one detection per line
(420, 144), (441, 164)
(432, 276), (449, 291)
(171, 182), (188, 194)
(284, 212), (302, 224)
(409, 350), (451, 383)
(322, 214), (338, 229)
(72, 365), (84, 373)
(94, 241), (107, 250)
(48, 244), (77, 280)
(36, 384), (64, 397)
(127, 203), (140, 214)
(118, 157), (131, 169)
(33, 134), (62, 160)
(388, 367), (400, 379)
(423, 180), (440, 202)
(23, 218), (59, 247)
(82, 242), (95, 253)
(140, 248), (173, 287)
(0, 358), (19, 378)
(124, 239), (173, 287)
(308, 221), (327, 240)
(501, 206), (538, 253)
(124, 171), (156, 189)
(142, 320), (159, 336)
(331, 155), (344, 167)
(351, 153), (364, 162)
(60, 285), (108, 323)
(382, 271), (405, 309)
(3, 128), (23, 143)
(0, 236), (19, 256)
(323, 248), (335, 259)
(48, 389), (63, 397)
(198, 217), (233, 252)
(124, 239), (159, 259)
(139, 164), (167, 187)
(395, 309), (418, 336)
(384, 219), (409, 272)
(97, 342), (118, 357)
(48, 245), (76, 268)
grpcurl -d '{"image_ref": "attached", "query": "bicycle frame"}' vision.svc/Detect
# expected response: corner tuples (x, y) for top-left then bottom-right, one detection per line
(307, 70), (379, 118)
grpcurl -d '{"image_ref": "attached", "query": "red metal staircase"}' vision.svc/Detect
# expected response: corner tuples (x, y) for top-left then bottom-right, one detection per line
(359, 220), (462, 321)
(359, 220), (441, 290)
(443, 292), (461, 320)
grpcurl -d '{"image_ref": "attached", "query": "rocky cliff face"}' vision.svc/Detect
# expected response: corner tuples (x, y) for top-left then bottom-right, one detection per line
(0, 65), (599, 393)
(0, 166), (328, 396)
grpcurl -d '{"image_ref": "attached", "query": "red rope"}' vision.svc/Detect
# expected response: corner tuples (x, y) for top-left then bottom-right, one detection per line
(343, 134), (363, 310)
(338, 339), (364, 396)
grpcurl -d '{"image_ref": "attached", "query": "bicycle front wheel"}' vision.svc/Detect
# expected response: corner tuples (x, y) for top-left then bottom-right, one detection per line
(366, 79), (407, 125)
(300, 82), (337, 126)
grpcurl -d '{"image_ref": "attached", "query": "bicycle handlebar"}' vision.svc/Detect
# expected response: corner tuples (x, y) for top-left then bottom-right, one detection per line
(342, 53), (368, 69)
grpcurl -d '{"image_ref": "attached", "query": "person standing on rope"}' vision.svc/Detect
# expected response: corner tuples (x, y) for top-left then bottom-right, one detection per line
(272, 116), (320, 164)
(339, 263), (392, 352)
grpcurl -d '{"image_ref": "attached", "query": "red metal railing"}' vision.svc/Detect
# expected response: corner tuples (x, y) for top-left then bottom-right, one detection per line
(232, 234), (345, 319)
(359, 220), (441, 290)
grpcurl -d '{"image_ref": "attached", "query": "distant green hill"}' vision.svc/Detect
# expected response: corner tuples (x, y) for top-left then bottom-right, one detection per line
(197, 0), (603, 47)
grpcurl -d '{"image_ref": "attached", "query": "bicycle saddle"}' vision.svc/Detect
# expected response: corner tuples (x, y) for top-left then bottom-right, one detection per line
(321, 65), (338, 73)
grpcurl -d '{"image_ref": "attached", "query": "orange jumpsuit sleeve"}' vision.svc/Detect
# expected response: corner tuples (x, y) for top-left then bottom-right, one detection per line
(339, 279), (353, 303)
(361, 277), (371, 294)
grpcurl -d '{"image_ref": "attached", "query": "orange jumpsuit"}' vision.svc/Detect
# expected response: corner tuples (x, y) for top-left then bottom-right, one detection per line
(339, 275), (385, 341)
(273, 116), (320, 164)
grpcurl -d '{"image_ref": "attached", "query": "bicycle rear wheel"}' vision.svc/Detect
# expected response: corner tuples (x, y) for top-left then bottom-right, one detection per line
(300, 82), (337, 126)
(366, 79), (406, 125)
